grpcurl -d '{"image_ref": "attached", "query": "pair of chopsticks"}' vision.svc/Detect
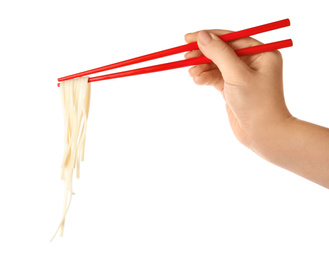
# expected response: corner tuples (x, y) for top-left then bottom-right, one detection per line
(57, 19), (292, 86)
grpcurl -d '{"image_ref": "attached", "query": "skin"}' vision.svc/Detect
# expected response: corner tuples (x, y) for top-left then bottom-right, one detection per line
(185, 30), (329, 189)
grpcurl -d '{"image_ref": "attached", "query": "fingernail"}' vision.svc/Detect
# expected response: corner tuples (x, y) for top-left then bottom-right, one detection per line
(198, 31), (212, 45)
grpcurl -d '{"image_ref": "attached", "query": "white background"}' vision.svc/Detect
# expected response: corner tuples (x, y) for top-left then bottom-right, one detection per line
(0, 0), (328, 259)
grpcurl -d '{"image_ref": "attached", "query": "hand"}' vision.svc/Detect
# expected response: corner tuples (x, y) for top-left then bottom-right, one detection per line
(185, 30), (329, 188)
(184, 30), (292, 149)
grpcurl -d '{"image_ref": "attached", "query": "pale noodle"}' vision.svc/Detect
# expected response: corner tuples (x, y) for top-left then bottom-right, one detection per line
(51, 77), (91, 241)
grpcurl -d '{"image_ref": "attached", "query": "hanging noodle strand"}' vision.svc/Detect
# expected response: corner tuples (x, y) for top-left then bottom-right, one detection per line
(51, 77), (91, 242)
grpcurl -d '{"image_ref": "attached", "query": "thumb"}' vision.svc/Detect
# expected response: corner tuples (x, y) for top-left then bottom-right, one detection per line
(197, 31), (247, 83)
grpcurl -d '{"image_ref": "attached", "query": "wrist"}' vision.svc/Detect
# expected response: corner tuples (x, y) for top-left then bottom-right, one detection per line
(246, 115), (329, 188)
(247, 112), (295, 160)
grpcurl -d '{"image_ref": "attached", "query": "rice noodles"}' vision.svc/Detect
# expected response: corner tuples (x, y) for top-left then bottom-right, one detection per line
(51, 77), (91, 241)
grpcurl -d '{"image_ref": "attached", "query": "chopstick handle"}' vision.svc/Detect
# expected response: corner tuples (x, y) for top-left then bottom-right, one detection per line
(219, 18), (290, 42)
(58, 19), (290, 82)
(87, 39), (292, 83)
(235, 39), (292, 56)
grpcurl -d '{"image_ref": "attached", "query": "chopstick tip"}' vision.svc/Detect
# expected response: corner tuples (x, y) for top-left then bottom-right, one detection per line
(286, 18), (291, 26)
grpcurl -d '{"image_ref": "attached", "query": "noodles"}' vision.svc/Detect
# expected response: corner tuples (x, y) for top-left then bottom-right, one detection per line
(51, 77), (91, 241)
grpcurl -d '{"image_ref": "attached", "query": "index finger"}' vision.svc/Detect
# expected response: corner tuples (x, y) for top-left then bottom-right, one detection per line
(185, 29), (232, 43)
(184, 29), (263, 50)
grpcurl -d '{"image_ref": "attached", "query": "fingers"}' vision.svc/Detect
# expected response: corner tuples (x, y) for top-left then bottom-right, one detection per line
(185, 37), (222, 89)
(189, 64), (223, 89)
(192, 69), (221, 86)
(185, 30), (232, 60)
(185, 29), (264, 50)
(184, 29), (268, 88)
(188, 63), (217, 77)
(196, 31), (250, 84)
(184, 49), (202, 59)
(185, 29), (233, 43)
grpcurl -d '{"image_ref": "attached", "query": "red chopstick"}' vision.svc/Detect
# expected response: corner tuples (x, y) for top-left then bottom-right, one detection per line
(57, 19), (291, 85)
(88, 39), (292, 82)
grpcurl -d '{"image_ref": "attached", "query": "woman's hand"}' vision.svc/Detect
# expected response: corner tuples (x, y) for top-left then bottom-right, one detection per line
(185, 30), (329, 189)
(185, 30), (292, 149)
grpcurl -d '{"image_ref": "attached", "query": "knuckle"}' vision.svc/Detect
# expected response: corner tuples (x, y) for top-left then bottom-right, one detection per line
(216, 42), (231, 55)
